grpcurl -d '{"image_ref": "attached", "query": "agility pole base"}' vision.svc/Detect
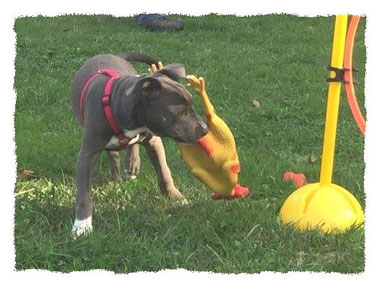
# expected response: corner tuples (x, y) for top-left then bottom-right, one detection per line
(279, 183), (364, 233)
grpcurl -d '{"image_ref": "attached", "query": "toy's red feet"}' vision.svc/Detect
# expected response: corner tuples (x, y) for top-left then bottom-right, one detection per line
(283, 172), (307, 188)
(233, 184), (250, 197)
(211, 184), (250, 200)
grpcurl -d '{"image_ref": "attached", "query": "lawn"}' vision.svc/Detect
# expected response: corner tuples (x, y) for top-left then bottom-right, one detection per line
(14, 14), (366, 273)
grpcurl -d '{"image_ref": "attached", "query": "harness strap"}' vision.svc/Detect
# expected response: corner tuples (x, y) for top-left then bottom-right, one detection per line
(79, 69), (133, 149)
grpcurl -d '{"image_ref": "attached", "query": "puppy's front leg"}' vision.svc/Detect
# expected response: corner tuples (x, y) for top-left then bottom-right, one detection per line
(143, 135), (187, 204)
(125, 144), (141, 179)
(72, 147), (100, 237)
(107, 150), (122, 181)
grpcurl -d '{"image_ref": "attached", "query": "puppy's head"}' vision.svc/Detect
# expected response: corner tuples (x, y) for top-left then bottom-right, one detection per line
(133, 64), (208, 143)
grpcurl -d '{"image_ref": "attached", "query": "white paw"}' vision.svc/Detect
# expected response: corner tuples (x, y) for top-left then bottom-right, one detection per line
(72, 216), (92, 238)
(170, 196), (190, 206)
(124, 170), (137, 180)
(180, 198), (189, 206)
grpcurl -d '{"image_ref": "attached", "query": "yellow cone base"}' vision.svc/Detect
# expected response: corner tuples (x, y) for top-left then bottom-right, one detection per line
(279, 183), (364, 233)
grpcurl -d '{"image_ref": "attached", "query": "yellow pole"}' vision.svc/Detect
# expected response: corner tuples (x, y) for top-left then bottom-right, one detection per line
(320, 15), (348, 186)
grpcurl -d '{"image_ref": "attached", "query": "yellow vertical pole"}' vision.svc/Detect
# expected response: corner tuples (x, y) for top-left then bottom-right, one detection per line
(320, 15), (348, 186)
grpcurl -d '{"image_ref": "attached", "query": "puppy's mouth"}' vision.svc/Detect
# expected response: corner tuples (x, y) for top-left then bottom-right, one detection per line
(172, 136), (186, 143)
(173, 136), (203, 144)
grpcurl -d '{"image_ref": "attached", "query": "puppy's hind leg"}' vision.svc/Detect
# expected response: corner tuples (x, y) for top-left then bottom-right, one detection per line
(107, 150), (122, 181)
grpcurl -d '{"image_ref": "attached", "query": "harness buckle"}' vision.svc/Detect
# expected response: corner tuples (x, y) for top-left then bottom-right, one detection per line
(102, 96), (111, 106)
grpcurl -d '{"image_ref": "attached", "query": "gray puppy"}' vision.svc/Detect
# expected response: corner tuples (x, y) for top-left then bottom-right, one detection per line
(70, 52), (208, 236)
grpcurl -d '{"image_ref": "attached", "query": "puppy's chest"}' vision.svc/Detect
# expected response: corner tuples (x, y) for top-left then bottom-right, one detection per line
(105, 127), (150, 150)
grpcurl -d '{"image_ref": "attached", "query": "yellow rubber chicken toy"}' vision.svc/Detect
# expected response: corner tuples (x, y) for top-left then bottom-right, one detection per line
(149, 63), (249, 199)
(180, 75), (249, 199)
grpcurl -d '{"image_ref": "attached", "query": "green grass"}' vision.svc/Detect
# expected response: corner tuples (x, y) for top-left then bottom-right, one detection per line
(14, 14), (366, 273)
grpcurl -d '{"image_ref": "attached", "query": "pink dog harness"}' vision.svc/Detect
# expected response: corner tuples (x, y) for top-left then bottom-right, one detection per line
(79, 69), (133, 150)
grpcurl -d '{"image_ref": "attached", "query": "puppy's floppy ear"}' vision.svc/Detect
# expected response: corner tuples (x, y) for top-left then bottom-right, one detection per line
(136, 76), (162, 96)
(156, 64), (186, 82)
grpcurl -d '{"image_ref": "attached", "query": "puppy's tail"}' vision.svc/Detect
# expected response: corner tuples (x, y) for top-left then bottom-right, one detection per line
(118, 52), (159, 66)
